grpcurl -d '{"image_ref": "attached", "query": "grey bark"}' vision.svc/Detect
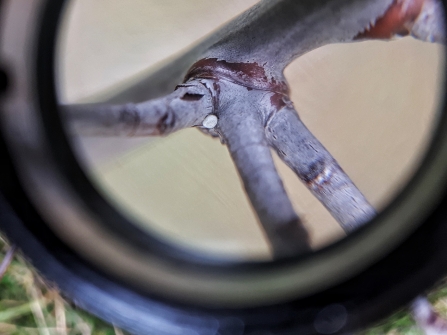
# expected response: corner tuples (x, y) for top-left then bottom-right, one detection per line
(65, 81), (213, 137)
(265, 105), (376, 232)
(215, 82), (311, 257)
(204, 0), (395, 72)
(106, 0), (444, 104)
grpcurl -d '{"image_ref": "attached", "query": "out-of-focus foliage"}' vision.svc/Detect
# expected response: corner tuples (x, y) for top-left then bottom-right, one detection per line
(1, 234), (447, 335)
(0, 237), (126, 335)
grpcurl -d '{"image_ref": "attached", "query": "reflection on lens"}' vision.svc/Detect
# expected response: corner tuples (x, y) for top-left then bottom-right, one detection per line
(56, 0), (445, 262)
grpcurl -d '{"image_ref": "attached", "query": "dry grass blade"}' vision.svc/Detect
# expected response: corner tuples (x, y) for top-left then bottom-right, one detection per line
(0, 300), (45, 323)
(54, 295), (67, 335)
(0, 323), (61, 335)
(75, 320), (92, 335)
(0, 237), (115, 334)
(27, 284), (50, 335)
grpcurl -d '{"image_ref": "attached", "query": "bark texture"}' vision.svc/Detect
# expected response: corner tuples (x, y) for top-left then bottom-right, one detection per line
(265, 105), (376, 231)
(65, 81), (214, 137)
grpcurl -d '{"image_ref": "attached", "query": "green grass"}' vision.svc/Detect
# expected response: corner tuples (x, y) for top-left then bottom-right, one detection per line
(360, 309), (422, 335)
(1, 236), (447, 335)
(360, 284), (447, 335)
(0, 237), (126, 335)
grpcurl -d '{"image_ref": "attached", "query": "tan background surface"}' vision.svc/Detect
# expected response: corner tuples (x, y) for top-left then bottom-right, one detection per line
(58, 1), (444, 260)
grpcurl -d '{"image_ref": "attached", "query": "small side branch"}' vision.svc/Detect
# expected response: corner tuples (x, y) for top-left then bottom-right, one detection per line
(63, 81), (213, 137)
(266, 106), (376, 232)
(216, 96), (311, 258)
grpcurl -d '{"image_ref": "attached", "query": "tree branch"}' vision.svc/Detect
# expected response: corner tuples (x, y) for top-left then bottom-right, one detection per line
(98, 0), (443, 105)
(206, 0), (395, 70)
(63, 81), (214, 136)
(215, 83), (311, 258)
(265, 103), (376, 232)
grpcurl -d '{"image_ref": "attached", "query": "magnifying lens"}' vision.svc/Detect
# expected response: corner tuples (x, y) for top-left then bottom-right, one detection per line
(1, 1), (446, 334)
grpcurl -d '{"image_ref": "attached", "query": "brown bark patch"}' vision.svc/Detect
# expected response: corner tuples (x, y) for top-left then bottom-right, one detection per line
(355, 0), (425, 39)
(185, 58), (289, 94)
(270, 92), (287, 111)
(300, 159), (332, 189)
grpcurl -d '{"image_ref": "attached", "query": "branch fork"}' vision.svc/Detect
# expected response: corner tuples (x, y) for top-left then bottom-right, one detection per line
(181, 55), (377, 256)
(64, 0), (444, 257)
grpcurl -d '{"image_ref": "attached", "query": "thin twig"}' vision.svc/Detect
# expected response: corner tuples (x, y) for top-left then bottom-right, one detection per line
(27, 283), (50, 335)
(0, 245), (16, 281)
(266, 105), (376, 231)
(213, 82), (311, 257)
(64, 81), (213, 137)
(0, 300), (46, 323)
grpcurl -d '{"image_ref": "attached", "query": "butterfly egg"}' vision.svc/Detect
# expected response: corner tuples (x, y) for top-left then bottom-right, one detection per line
(202, 114), (218, 129)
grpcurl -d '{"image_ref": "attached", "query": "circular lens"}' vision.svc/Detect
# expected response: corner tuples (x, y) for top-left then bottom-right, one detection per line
(56, 0), (445, 262)
(0, 0), (428, 308)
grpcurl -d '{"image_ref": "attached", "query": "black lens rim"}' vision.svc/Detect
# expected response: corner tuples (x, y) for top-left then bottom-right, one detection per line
(34, 0), (447, 275)
(0, 0), (447, 333)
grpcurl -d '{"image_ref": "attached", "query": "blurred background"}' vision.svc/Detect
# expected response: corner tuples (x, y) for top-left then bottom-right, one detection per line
(56, 0), (444, 260)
